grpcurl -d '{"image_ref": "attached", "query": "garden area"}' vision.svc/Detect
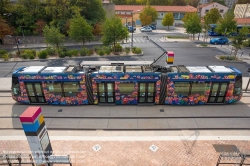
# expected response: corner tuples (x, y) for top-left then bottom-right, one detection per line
(0, 44), (143, 61)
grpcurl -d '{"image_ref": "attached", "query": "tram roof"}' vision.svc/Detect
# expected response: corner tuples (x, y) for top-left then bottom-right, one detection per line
(80, 61), (154, 66)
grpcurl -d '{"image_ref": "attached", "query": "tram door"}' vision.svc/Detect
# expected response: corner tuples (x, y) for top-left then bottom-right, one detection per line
(138, 83), (155, 103)
(25, 83), (46, 103)
(208, 83), (228, 103)
(98, 83), (115, 103)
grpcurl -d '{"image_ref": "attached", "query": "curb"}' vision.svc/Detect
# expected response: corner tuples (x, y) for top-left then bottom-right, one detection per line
(196, 44), (216, 48)
(215, 55), (246, 63)
(0, 53), (144, 63)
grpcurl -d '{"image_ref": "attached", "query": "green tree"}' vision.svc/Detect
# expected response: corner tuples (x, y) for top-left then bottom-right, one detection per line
(68, 15), (94, 45)
(43, 25), (65, 55)
(204, 8), (221, 25)
(232, 26), (249, 57)
(139, 5), (158, 26)
(212, 0), (226, 5)
(185, 0), (199, 7)
(215, 11), (237, 36)
(101, 16), (128, 51)
(172, 0), (186, 6)
(183, 13), (202, 39)
(162, 12), (174, 30)
(0, 0), (12, 16)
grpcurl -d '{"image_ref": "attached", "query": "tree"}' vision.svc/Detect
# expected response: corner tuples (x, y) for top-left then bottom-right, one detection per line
(0, 0), (11, 16)
(204, 8), (221, 25)
(212, 0), (226, 6)
(172, 0), (186, 6)
(232, 26), (249, 57)
(162, 13), (174, 30)
(0, 16), (12, 41)
(34, 20), (46, 35)
(43, 25), (65, 54)
(183, 13), (202, 39)
(236, 0), (249, 4)
(215, 11), (237, 36)
(68, 15), (94, 45)
(186, 0), (199, 7)
(139, 5), (158, 25)
(101, 16), (128, 51)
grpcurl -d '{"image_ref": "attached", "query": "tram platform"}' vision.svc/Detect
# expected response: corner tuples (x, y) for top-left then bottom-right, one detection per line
(0, 77), (250, 92)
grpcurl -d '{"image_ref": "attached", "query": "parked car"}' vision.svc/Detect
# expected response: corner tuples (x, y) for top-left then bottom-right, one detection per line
(127, 26), (135, 33)
(140, 27), (152, 32)
(210, 37), (229, 45)
(140, 25), (156, 30)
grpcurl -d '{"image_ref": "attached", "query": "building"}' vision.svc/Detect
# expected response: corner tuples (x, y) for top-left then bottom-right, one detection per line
(198, 2), (228, 17)
(224, 0), (237, 9)
(234, 3), (250, 18)
(115, 5), (197, 29)
(199, 0), (211, 5)
(235, 18), (250, 25)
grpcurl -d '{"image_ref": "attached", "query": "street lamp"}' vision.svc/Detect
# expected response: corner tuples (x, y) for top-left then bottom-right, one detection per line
(3, 13), (20, 57)
(126, 17), (127, 42)
(131, 12), (134, 49)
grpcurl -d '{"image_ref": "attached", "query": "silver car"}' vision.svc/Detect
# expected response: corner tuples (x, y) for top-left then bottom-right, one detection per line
(140, 27), (152, 32)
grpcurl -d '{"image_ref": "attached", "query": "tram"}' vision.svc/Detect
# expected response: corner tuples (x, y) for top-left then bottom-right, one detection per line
(11, 61), (242, 105)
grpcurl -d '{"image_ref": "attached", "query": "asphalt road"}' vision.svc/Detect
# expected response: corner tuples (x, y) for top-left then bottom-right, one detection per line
(0, 32), (249, 77)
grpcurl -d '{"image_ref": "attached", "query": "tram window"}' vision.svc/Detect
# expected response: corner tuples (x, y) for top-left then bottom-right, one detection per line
(234, 76), (242, 95)
(174, 82), (190, 96)
(63, 82), (79, 97)
(119, 83), (134, 95)
(47, 83), (62, 95)
(12, 76), (20, 96)
(191, 83), (209, 95)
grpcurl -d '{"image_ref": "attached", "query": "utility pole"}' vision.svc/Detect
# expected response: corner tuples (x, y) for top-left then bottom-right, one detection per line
(126, 17), (127, 42)
(4, 13), (20, 57)
(131, 12), (134, 49)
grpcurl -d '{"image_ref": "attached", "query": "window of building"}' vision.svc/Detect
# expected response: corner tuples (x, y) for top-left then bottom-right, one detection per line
(119, 83), (134, 95)
(174, 82), (190, 96)
(63, 82), (79, 97)
(162, 13), (164, 16)
(190, 83), (210, 95)
(174, 13), (179, 19)
(47, 82), (62, 95)
(220, 9), (224, 13)
(180, 13), (185, 19)
(205, 9), (209, 13)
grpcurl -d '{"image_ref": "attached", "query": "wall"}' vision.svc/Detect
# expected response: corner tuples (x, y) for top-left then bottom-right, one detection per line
(234, 3), (250, 18)
(200, 2), (229, 17)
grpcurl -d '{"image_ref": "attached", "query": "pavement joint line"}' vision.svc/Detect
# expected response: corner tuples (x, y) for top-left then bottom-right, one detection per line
(1, 136), (250, 141)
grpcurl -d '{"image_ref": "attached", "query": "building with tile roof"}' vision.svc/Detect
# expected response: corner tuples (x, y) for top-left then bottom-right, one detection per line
(197, 2), (228, 17)
(115, 5), (197, 29)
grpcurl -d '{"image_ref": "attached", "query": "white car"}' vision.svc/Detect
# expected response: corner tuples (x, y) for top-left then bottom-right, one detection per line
(140, 27), (152, 32)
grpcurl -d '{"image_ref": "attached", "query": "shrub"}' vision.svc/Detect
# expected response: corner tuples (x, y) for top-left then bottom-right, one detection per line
(132, 47), (142, 54)
(94, 46), (101, 52)
(2, 53), (9, 61)
(125, 47), (130, 54)
(243, 41), (250, 47)
(0, 50), (8, 58)
(219, 56), (226, 60)
(79, 47), (88, 56)
(21, 49), (36, 58)
(219, 55), (238, 61)
(87, 48), (94, 56)
(21, 53), (29, 59)
(98, 49), (105, 56)
(58, 50), (65, 58)
(113, 43), (122, 52)
(29, 55), (35, 59)
(46, 47), (56, 56)
(68, 49), (79, 57)
(200, 44), (208, 47)
(38, 50), (48, 59)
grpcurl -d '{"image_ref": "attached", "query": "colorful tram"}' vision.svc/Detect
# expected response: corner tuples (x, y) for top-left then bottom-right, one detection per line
(11, 61), (242, 105)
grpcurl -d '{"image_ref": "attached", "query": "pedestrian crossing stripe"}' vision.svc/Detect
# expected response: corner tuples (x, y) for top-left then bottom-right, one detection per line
(126, 38), (164, 43)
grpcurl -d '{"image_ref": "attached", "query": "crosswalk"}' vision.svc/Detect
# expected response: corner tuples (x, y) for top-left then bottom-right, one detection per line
(125, 38), (166, 43)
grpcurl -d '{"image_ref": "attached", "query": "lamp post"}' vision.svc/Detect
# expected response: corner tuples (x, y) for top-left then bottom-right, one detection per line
(4, 13), (20, 57)
(131, 12), (134, 49)
(126, 17), (127, 42)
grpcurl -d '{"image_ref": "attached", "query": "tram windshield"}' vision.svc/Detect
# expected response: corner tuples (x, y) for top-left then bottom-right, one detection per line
(12, 76), (20, 96)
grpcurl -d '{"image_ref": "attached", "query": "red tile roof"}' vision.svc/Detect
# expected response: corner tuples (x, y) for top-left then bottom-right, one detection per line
(115, 5), (197, 13)
(235, 18), (250, 25)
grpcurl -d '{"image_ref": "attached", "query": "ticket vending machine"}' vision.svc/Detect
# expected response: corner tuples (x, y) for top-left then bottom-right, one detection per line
(19, 106), (52, 166)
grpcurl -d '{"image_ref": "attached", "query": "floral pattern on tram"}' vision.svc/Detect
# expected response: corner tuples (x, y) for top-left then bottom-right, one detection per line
(115, 82), (138, 105)
(12, 81), (30, 103)
(15, 74), (88, 105)
(41, 75), (87, 105)
(165, 80), (211, 105)
(92, 80), (98, 104)
(224, 83), (241, 103)
(155, 80), (161, 104)
(171, 74), (236, 80)
(92, 74), (160, 80)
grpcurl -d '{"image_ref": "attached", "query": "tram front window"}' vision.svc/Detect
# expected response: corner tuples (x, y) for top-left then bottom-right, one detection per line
(12, 76), (20, 96)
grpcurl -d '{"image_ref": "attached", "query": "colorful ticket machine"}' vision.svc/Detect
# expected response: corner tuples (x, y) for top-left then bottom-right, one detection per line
(19, 106), (52, 166)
